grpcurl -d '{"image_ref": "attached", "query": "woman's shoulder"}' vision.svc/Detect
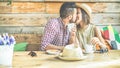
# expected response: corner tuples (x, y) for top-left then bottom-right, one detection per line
(89, 23), (95, 26)
(89, 23), (101, 32)
(89, 23), (96, 28)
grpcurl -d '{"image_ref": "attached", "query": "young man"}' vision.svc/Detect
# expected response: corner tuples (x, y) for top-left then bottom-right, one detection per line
(40, 2), (77, 51)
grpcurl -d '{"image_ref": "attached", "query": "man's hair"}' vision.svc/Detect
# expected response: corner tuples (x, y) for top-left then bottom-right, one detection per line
(60, 2), (77, 19)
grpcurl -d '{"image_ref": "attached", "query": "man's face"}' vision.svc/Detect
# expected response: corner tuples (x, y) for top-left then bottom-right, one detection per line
(69, 8), (77, 23)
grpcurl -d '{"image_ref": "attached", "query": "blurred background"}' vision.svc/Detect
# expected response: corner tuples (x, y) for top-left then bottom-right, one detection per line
(0, 0), (120, 50)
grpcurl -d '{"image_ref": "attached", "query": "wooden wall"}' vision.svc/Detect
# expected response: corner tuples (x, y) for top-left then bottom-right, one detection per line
(0, 0), (120, 50)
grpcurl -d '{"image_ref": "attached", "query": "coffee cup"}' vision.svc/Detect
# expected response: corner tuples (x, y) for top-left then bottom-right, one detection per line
(67, 23), (76, 32)
(84, 44), (94, 53)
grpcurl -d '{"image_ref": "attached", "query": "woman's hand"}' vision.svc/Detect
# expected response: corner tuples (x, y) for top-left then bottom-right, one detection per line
(91, 37), (107, 50)
(91, 37), (100, 45)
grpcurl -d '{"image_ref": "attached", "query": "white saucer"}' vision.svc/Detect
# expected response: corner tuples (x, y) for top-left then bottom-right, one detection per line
(84, 51), (94, 54)
(46, 50), (60, 55)
(58, 53), (87, 61)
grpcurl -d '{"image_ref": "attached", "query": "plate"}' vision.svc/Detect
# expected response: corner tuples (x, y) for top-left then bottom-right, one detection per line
(46, 50), (60, 55)
(84, 51), (94, 54)
(58, 53), (87, 61)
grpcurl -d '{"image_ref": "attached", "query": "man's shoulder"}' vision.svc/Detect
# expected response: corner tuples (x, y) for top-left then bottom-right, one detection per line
(47, 17), (61, 25)
(46, 17), (60, 27)
(49, 18), (59, 22)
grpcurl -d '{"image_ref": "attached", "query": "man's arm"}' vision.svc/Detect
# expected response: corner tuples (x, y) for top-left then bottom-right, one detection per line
(68, 26), (80, 47)
(41, 20), (64, 51)
(45, 44), (64, 51)
(41, 20), (56, 51)
(69, 25), (76, 44)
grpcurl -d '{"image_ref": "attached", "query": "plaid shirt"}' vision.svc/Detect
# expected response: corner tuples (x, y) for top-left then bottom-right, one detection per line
(40, 17), (70, 50)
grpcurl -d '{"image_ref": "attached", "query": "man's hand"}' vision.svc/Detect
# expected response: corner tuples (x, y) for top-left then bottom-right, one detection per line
(69, 24), (77, 44)
(70, 25), (76, 36)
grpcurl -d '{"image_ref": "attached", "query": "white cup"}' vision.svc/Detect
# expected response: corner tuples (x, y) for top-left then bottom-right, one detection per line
(0, 45), (14, 66)
(84, 44), (94, 53)
(67, 23), (76, 32)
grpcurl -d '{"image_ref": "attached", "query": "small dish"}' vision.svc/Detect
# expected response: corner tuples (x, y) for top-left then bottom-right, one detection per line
(84, 51), (94, 54)
(58, 53), (87, 61)
(46, 50), (61, 55)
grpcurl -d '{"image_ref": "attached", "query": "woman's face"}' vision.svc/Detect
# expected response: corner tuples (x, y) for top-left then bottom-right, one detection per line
(76, 8), (82, 25)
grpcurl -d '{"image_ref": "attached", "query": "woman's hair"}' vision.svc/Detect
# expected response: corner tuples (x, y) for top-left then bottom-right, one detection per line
(60, 2), (77, 19)
(81, 8), (90, 25)
(77, 8), (90, 29)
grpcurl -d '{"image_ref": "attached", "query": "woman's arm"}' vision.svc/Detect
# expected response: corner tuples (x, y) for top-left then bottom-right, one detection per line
(94, 26), (107, 48)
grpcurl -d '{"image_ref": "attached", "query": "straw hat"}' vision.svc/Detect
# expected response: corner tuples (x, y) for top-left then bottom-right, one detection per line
(77, 4), (92, 18)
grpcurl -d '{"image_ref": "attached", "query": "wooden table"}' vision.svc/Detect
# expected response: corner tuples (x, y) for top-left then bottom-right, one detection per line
(1, 50), (120, 68)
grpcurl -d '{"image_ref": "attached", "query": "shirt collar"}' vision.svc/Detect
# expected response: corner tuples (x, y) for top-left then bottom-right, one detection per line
(58, 17), (68, 29)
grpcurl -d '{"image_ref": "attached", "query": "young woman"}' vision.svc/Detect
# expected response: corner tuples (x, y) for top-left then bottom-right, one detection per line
(76, 4), (109, 53)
